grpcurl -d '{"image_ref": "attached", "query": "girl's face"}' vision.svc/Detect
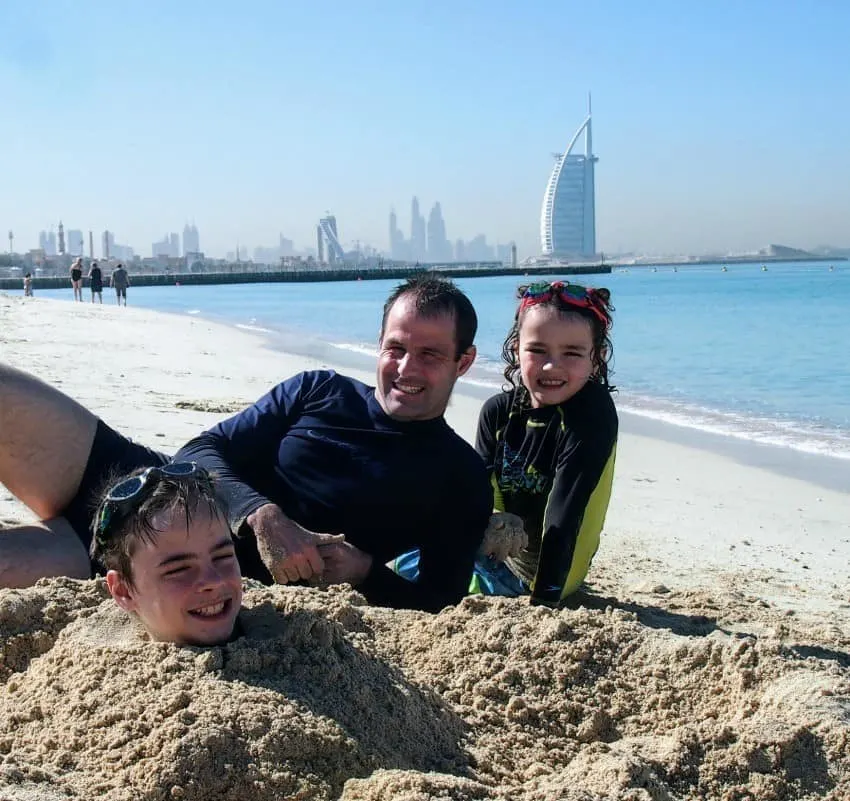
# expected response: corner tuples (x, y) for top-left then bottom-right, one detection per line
(517, 305), (596, 408)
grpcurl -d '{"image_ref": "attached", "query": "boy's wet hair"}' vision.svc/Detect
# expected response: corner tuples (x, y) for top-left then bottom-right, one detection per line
(89, 467), (228, 587)
(381, 272), (478, 359)
(501, 282), (616, 394)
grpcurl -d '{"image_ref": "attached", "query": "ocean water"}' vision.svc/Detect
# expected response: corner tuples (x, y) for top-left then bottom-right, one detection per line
(25, 261), (850, 460)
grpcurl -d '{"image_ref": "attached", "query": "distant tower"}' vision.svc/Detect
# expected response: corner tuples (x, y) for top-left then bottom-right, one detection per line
(389, 208), (398, 256)
(316, 225), (325, 263)
(510, 242), (518, 270)
(7, 230), (12, 254)
(58, 222), (66, 255)
(540, 93), (597, 257)
(89, 231), (94, 258)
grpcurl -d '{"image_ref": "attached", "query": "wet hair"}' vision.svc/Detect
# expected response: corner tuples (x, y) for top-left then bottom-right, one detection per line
(89, 468), (228, 587)
(501, 283), (615, 394)
(380, 273), (477, 359)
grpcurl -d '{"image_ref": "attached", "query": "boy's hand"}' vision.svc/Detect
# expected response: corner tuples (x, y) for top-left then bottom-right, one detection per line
(478, 512), (527, 562)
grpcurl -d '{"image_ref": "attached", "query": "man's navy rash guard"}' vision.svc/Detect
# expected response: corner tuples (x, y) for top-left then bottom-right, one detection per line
(174, 370), (492, 613)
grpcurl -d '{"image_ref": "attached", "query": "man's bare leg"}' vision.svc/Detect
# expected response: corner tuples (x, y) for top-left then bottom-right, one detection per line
(0, 363), (97, 518)
(0, 517), (90, 587)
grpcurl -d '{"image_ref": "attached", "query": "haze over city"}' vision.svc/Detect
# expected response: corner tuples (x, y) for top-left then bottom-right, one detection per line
(2, 0), (849, 260)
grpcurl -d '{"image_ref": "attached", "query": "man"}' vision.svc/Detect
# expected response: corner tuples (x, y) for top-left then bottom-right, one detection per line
(0, 275), (492, 612)
(110, 263), (130, 306)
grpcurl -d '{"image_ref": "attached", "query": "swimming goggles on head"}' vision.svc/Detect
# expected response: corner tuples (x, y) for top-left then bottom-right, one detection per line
(96, 462), (207, 542)
(519, 281), (610, 326)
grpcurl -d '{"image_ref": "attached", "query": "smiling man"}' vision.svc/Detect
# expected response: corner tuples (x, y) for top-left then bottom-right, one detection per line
(0, 275), (492, 613)
(174, 274), (492, 611)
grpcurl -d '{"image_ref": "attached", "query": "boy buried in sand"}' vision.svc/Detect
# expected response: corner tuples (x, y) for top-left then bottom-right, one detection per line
(90, 462), (243, 645)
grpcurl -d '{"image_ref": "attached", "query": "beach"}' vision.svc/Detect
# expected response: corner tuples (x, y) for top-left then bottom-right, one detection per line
(1, 292), (849, 800)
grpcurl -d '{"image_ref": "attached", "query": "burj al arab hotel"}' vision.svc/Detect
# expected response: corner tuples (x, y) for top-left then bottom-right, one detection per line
(540, 97), (597, 258)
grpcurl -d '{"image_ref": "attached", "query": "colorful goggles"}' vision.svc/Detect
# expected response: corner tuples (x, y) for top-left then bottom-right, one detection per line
(519, 281), (610, 326)
(96, 462), (206, 542)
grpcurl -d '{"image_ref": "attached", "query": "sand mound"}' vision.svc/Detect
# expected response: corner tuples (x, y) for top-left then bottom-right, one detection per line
(0, 580), (848, 801)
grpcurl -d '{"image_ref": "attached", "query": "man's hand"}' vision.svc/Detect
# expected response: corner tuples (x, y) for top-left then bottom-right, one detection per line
(246, 503), (343, 584)
(315, 540), (373, 587)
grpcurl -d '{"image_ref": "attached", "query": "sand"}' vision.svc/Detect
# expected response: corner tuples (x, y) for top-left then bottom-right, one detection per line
(1, 292), (849, 800)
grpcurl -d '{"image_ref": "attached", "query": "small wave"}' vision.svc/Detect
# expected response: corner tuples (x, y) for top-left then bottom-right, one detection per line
(619, 393), (850, 460)
(329, 341), (377, 358)
(186, 309), (202, 315)
(235, 323), (275, 334)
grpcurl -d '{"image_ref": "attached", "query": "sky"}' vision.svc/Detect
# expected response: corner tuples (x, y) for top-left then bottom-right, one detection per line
(2, 0), (849, 259)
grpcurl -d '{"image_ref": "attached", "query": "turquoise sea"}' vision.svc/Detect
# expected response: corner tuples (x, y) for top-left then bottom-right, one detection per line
(26, 261), (850, 462)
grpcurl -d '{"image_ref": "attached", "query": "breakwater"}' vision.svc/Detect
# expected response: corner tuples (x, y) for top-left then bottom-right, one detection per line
(0, 263), (611, 291)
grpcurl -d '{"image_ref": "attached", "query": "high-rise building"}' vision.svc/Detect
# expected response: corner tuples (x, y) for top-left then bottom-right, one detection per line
(152, 235), (171, 258)
(317, 215), (344, 263)
(89, 231), (94, 258)
(316, 225), (324, 263)
(169, 233), (180, 258)
(182, 223), (200, 255)
(410, 197), (426, 261)
(67, 229), (84, 255)
(427, 202), (450, 262)
(540, 96), (597, 258)
(38, 230), (57, 256)
(57, 222), (65, 255)
(102, 230), (114, 259)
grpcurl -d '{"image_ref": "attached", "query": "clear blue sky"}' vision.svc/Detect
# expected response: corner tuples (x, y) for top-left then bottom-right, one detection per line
(2, 0), (849, 258)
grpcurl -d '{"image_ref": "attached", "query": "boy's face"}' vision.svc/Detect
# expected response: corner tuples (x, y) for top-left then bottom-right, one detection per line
(106, 506), (242, 646)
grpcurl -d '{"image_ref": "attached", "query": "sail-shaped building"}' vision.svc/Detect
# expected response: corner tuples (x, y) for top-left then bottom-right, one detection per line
(540, 98), (597, 258)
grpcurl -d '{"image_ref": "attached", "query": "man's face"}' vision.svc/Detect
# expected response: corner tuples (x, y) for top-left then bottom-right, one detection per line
(106, 507), (242, 646)
(376, 295), (475, 421)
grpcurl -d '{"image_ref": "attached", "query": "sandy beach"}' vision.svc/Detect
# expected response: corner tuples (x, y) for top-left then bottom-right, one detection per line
(1, 292), (849, 801)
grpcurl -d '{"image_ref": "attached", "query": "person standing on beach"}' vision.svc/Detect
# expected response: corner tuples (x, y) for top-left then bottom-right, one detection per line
(110, 263), (130, 306)
(0, 275), (493, 613)
(70, 258), (84, 302)
(88, 261), (103, 304)
(395, 281), (618, 607)
(23, 273), (33, 297)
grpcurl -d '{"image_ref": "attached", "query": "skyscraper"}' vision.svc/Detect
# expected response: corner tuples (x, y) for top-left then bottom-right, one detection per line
(58, 222), (65, 255)
(182, 223), (200, 255)
(38, 230), (57, 256)
(427, 202), (450, 262)
(410, 197), (426, 261)
(67, 230), (84, 255)
(540, 96), (597, 258)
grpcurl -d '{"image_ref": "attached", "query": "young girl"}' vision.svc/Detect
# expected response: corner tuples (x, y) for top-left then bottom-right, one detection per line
(474, 280), (617, 607)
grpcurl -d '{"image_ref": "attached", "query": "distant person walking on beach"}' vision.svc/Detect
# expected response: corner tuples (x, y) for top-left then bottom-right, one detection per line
(70, 258), (84, 302)
(110, 263), (130, 306)
(88, 261), (103, 304)
(396, 281), (618, 608)
(23, 273), (33, 297)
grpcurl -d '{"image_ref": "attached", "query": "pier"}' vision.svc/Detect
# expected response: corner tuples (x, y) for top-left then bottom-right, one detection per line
(0, 261), (611, 292)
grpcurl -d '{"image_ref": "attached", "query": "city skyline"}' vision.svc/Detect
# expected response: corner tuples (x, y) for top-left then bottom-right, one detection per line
(3, 3), (850, 259)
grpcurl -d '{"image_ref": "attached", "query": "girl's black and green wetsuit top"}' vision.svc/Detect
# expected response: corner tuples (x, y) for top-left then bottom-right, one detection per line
(475, 381), (618, 606)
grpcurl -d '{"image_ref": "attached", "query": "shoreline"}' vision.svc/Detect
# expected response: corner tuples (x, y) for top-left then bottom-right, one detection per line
(2, 292), (849, 631)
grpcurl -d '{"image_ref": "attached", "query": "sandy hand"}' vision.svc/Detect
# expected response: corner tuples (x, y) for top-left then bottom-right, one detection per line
(247, 503), (345, 584)
(478, 512), (527, 562)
